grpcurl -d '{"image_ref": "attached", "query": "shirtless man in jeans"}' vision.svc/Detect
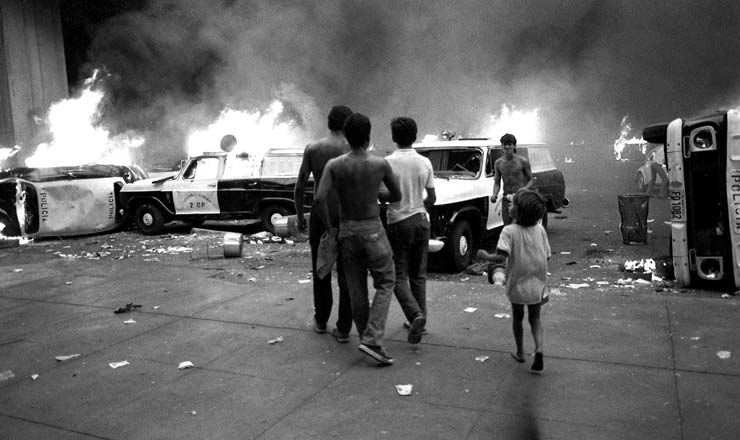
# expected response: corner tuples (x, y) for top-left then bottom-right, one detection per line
(490, 133), (534, 225)
(315, 112), (402, 365)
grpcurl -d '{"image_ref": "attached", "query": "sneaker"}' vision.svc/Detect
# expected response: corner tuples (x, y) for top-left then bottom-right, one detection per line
(407, 314), (426, 344)
(313, 318), (327, 334)
(531, 352), (544, 373)
(403, 321), (428, 335)
(358, 344), (394, 365)
(331, 328), (350, 343)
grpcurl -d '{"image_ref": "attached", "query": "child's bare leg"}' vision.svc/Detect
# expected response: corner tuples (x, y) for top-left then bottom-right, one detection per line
(528, 303), (543, 353)
(511, 304), (525, 361)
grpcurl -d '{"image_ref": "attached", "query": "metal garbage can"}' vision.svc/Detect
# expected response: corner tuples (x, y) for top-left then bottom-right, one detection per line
(618, 193), (649, 244)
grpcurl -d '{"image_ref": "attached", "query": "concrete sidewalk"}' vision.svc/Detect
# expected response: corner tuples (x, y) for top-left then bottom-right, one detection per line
(1, 246), (739, 440)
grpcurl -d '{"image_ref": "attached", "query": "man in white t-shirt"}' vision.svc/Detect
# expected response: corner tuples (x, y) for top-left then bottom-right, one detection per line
(385, 117), (436, 344)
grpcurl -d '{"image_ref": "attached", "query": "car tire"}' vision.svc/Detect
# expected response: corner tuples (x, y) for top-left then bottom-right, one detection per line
(636, 173), (647, 192)
(135, 203), (166, 235)
(446, 219), (473, 272)
(260, 204), (291, 234)
(0, 212), (20, 237)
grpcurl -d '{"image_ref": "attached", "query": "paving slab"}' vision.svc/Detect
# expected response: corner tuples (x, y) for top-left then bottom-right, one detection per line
(677, 371), (740, 440)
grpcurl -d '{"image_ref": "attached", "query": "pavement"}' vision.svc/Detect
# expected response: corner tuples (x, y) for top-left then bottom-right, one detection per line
(1, 225), (739, 440)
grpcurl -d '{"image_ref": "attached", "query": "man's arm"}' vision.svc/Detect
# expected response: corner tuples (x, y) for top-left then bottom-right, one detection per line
(424, 187), (436, 207)
(293, 147), (312, 230)
(378, 160), (402, 203)
(490, 160), (502, 203)
(314, 160), (335, 231)
(521, 157), (535, 190)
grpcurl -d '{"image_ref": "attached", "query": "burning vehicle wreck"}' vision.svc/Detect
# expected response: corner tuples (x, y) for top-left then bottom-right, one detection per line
(0, 164), (147, 238)
(119, 148), (310, 235)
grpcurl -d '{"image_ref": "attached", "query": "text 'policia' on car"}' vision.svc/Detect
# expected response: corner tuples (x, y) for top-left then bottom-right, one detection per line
(404, 137), (569, 272)
(0, 164), (147, 238)
(119, 148), (310, 235)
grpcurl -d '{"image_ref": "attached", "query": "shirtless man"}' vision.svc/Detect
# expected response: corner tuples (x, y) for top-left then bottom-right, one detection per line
(315, 112), (402, 365)
(294, 105), (354, 341)
(490, 133), (534, 225)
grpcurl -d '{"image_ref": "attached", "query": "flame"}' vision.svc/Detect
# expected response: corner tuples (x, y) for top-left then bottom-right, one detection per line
(613, 115), (646, 160)
(25, 71), (144, 168)
(185, 100), (308, 174)
(480, 104), (541, 144)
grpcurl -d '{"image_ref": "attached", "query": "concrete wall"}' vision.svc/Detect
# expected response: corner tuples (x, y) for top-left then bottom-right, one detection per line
(0, 0), (68, 154)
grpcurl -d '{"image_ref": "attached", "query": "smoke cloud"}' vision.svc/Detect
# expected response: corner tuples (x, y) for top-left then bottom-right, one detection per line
(71, 0), (740, 165)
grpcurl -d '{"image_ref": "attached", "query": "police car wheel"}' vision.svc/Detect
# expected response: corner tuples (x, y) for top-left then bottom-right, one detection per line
(135, 203), (165, 235)
(260, 204), (291, 234)
(446, 219), (473, 272)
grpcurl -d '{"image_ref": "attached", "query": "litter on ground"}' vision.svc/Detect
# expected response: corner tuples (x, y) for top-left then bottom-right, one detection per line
(178, 361), (195, 370)
(717, 351), (731, 359)
(494, 313), (511, 319)
(475, 355), (490, 362)
(464, 307), (478, 313)
(268, 336), (284, 345)
(108, 361), (130, 369)
(55, 354), (81, 361)
(566, 283), (589, 289)
(0, 370), (15, 381)
(123, 319), (136, 324)
(395, 384), (413, 396)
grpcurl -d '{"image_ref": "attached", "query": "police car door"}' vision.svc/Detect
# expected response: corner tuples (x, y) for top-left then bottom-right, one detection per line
(486, 147), (504, 229)
(172, 156), (222, 215)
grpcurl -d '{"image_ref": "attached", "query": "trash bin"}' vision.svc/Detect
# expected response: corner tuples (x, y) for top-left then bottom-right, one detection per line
(618, 193), (649, 244)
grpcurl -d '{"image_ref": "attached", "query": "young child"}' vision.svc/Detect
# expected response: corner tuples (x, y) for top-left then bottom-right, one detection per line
(478, 189), (551, 373)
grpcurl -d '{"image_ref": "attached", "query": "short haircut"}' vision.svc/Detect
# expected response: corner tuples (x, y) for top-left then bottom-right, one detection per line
(220, 134), (237, 152)
(390, 117), (417, 146)
(343, 113), (371, 148)
(513, 189), (546, 227)
(500, 133), (517, 145)
(328, 105), (353, 131)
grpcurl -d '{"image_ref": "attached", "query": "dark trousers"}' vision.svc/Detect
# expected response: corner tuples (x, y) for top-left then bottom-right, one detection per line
(388, 213), (429, 322)
(309, 215), (352, 333)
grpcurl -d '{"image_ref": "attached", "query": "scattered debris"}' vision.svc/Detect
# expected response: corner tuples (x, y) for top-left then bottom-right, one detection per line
(590, 243), (598, 247)
(298, 279), (311, 284)
(690, 336), (701, 341)
(604, 230), (611, 235)
(717, 351), (731, 360)
(474, 355), (489, 362)
(30, 374), (39, 380)
(114, 303), (142, 314)
(395, 384), (413, 396)
(463, 307), (477, 313)
(13, 268), (23, 273)
(624, 258), (656, 273)
(178, 361), (195, 370)
(566, 283), (590, 289)
(721, 293), (733, 299)
(560, 251), (571, 255)
(123, 319), (136, 324)
(109, 361), (130, 369)
(589, 265), (601, 268)
(596, 281), (610, 286)
(460, 277), (469, 282)
(55, 354), (81, 362)
(0, 370), (15, 381)
(268, 336), (284, 345)
(494, 313), (511, 319)
(153, 306), (160, 309)
(566, 261), (577, 265)
(549, 288), (565, 296)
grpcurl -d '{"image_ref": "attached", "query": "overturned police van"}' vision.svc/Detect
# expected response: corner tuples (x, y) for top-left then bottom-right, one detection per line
(642, 109), (740, 291)
(0, 164), (147, 238)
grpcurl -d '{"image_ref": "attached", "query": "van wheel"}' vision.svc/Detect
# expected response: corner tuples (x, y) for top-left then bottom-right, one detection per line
(260, 204), (291, 234)
(135, 203), (166, 235)
(446, 219), (473, 272)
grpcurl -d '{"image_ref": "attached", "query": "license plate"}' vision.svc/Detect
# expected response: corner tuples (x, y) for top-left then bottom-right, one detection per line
(669, 189), (685, 222)
(730, 170), (740, 232)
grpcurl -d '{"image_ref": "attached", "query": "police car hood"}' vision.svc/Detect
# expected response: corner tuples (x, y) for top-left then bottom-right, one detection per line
(431, 175), (492, 205)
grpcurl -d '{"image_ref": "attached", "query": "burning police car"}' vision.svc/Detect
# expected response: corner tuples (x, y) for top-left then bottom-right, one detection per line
(412, 138), (568, 271)
(0, 164), (147, 238)
(119, 148), (310, 235)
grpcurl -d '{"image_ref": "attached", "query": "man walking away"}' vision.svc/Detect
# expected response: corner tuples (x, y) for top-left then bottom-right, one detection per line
(315, 113), (402, 365)
(385, 117), (436, 344)
(294, 105), (354, 342)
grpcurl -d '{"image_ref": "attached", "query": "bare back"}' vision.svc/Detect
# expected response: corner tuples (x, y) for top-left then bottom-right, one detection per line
(323, 151), (400, 220)
(302, 133), (349, 189)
